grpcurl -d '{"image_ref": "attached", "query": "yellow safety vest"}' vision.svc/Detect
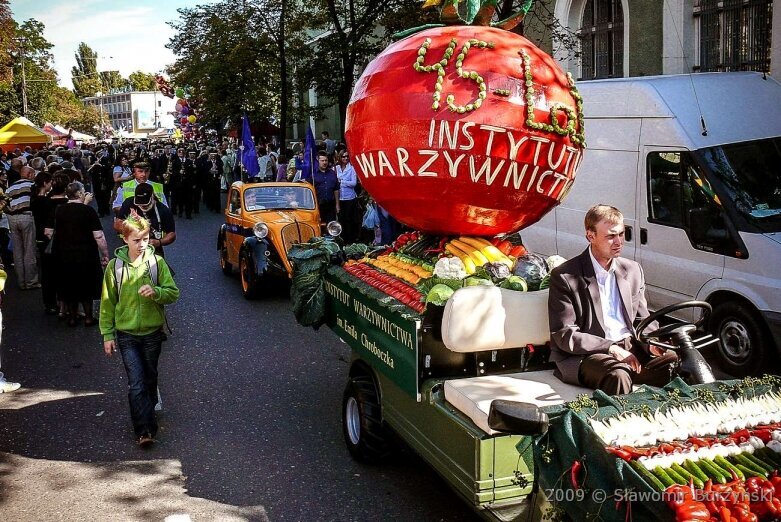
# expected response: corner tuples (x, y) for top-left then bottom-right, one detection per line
(122, 180), (165, 203)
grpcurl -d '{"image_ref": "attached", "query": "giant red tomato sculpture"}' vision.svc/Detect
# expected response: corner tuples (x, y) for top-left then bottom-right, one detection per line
(345, 26), (585, 236)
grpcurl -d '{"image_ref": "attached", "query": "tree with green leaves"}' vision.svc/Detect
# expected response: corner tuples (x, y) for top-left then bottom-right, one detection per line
(6, 18), (58, 125)
(293, 0), (434, 137)
(128, 71), (156, 91)
(52, 86), (101, 132)
(71, 42), (102, 97)
(167, 0), (311, 144)
(0, 0), (14, 84)
(99, 70), (126, 92)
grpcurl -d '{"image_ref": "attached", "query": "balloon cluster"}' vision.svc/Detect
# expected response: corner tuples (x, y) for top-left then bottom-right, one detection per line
(154, 75), (201, 140)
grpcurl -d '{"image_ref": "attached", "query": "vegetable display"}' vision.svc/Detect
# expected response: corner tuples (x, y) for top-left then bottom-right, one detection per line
(335, 231), (560, 314)
(596, 392), (781, 521)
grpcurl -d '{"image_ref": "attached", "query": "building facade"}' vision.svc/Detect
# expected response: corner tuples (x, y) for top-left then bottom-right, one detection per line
(82, 91), (177, 136)
(547, 0), (778, 81)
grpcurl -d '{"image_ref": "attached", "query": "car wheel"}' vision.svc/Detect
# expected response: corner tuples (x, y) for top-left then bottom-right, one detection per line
(219, 239), (232, 276)
(711, 301), (772, 377)
(342, 373), (391, 464)
(239, 251), (258, 299)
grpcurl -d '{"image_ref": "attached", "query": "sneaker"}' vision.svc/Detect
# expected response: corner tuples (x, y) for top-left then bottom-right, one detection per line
(0, 380), (21, 393)
(138, 433), (155, 448)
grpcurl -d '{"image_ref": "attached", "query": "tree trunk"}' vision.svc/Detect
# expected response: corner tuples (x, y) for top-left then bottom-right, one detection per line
(338, 54), (354, 139)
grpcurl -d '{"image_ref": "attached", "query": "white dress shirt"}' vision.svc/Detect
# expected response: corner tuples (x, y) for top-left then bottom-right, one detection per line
(589, 248), (632, 342)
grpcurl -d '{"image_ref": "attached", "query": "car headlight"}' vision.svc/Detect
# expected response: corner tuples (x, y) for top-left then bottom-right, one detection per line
(253, 222), (269, 239)
(327, 221), (342, 237)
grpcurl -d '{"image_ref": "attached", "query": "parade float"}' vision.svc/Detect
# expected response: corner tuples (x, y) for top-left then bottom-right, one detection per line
(286, 1), (781, 520)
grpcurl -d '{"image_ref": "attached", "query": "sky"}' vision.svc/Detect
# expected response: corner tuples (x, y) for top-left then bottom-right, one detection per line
(10, 0), (214, 89)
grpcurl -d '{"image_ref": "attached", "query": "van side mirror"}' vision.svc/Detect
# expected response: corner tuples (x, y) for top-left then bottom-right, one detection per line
(488, 400), (549, 435)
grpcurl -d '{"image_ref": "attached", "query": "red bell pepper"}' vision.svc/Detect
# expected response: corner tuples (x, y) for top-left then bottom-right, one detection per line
(687, 437), (712, 448)
(509, 245), (527, 258)
(751, 429), (773, 444)
(496, 240), (513, 255)
(605, 446), (633, 461)
(674, 501), (711, 521)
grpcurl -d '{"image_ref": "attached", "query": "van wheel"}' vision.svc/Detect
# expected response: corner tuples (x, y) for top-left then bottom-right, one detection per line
(239, 251), (258, 299)
(219, 240), (232, 276)
(711, 302), (772, 377)
(342, 374), (391, 464)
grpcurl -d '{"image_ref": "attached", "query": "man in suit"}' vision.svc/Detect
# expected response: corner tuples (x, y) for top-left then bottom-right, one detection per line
(548, 204), (678, 395)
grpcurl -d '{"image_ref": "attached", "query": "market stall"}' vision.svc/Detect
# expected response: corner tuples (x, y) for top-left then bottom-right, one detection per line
(42, 122), (68, 145)
(52, 124), (96, 143)
(0, 116), (51, 152)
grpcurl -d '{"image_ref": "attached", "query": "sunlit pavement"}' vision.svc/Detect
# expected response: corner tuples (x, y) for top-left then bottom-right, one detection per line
(0, 201), (477, 521)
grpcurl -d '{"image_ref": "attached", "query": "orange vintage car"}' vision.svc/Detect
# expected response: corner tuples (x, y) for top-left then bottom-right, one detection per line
(217, 181), (329, 298)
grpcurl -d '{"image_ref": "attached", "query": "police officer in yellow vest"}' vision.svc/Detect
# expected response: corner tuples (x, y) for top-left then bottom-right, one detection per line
(112, 160), (167, 214)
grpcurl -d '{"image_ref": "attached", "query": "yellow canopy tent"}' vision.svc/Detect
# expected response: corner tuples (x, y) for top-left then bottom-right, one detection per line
(0, 116), (51, 152)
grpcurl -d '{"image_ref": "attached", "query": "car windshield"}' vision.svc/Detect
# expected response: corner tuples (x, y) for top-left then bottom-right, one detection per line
(243, 186), (316, 211)
(700, 137), (781, 222)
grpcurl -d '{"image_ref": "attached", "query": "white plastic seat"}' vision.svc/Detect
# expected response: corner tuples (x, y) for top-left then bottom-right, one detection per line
(441, 286), (550, 353)
(443, 370), (592, 435)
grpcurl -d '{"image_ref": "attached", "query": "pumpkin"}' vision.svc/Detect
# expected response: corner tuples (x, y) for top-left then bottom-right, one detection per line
(345, 25), (585, 236)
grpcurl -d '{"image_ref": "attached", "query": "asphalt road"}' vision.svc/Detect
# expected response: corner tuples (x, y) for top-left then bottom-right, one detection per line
(0, 204), (478, 521)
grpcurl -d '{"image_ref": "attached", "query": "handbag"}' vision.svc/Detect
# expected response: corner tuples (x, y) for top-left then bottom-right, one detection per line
(362, 203), (380, 230)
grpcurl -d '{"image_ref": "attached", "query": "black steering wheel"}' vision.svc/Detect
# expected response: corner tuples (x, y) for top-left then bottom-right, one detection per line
(636, 301), (712, 344)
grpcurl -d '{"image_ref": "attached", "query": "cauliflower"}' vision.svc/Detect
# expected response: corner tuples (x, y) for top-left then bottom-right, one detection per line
(434, 256), (467, 280)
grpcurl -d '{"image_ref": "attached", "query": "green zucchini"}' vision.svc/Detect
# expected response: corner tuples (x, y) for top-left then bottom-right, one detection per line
(730, 454), (769, 477)
(756, 447), (781, 468)
(714, 455), (744, 480)
(706, 457), (734, 481)
(630, 461), (665, 491)
(683, 459), (710, 484)
(652, 466), (677, 489)
(744, 452), (776, 474)
(735, 463), (766, 478)
(670, 463), (704, 489)
(664, 466), (688, 485)
(698, 459), (728, 484)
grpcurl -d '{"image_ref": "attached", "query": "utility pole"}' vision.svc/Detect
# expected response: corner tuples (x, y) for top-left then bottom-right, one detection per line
(19, 39), (28, 117)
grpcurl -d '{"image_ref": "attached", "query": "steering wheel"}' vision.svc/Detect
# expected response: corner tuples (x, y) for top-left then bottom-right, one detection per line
(636, 301), (712, 344)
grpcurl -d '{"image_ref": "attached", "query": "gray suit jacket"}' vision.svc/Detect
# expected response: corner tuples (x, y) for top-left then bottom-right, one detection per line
(548, 248), (655, 385)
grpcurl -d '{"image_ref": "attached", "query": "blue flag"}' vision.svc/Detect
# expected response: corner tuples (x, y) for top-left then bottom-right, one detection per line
(241, 113), (259, 179)
(300, 124), (317, 182)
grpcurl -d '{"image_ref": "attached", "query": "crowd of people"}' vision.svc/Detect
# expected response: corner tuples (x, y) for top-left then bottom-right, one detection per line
(0, 129), (405, 445)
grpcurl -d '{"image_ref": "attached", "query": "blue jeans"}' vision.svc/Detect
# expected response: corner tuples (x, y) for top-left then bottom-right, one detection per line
(117, 330), (162, 437)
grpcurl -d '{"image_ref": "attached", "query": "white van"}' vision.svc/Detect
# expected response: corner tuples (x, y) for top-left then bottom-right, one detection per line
(522, 72), (781, 377)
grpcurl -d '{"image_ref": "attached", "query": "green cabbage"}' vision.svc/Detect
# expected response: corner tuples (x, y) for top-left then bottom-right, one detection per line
(499, 275), (528, 292)
(426, 284), (455, 306)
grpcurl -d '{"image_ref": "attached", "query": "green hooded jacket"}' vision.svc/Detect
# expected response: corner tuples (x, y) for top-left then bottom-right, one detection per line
(99, 245), (179, 341)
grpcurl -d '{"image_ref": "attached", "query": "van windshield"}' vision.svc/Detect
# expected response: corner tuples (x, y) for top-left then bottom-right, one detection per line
(700, 137), (781, 225)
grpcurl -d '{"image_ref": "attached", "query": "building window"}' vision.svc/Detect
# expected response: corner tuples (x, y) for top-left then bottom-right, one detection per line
(579, 0), (624, 79)
(695, 0), (773, 72)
